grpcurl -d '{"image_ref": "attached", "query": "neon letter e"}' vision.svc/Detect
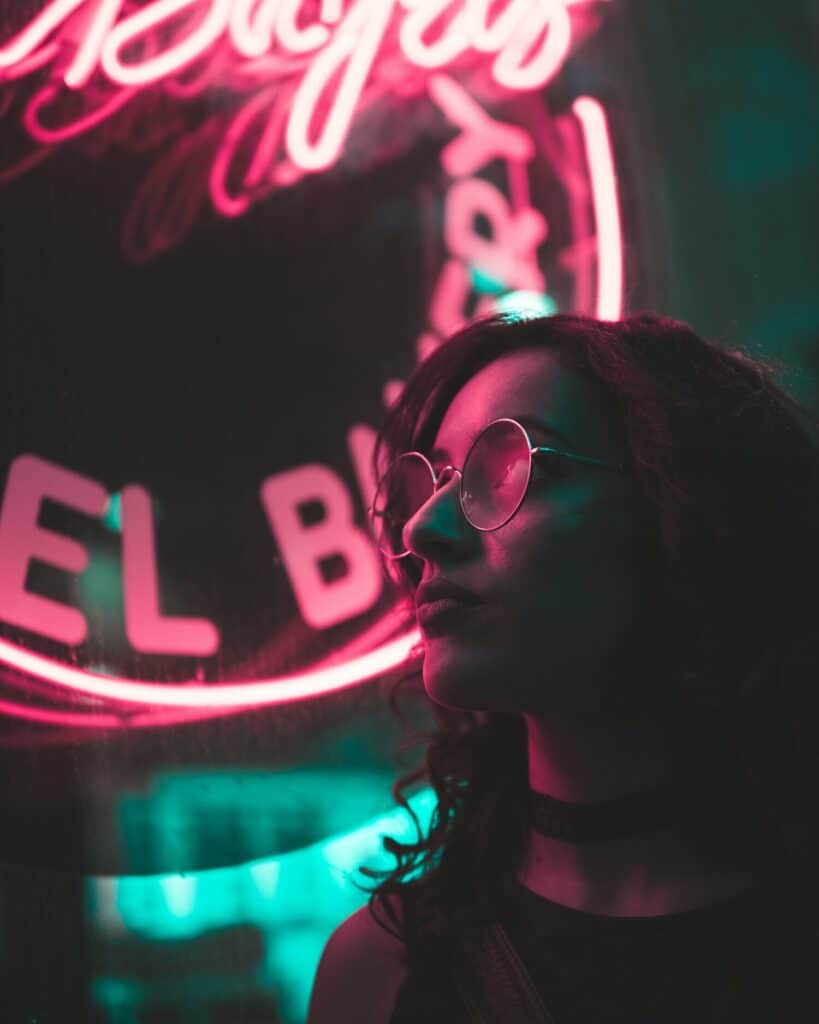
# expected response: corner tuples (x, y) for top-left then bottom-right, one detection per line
(0, 454), (108, 645)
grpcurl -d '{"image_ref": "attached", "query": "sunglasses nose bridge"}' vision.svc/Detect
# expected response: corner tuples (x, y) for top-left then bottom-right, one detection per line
(402, 464), (463, 547)
(433, 464), (461, 492)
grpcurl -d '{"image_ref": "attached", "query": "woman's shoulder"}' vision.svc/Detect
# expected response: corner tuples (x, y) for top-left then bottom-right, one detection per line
(307, 892), (409, 1024)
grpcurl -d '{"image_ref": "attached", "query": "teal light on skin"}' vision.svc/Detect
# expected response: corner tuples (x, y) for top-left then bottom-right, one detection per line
(89, 784), (436, 1023)
(494, 290), (557, 318)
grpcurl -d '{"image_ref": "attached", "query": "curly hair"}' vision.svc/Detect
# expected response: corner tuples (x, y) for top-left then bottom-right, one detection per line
(355, 312), (819, 977)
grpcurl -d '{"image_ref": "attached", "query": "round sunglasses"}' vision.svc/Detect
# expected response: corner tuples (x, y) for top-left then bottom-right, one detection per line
(368, 417), (628, 559)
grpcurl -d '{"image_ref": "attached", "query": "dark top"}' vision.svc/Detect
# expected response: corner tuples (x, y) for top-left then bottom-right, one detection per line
(388, 881), (810, 1022)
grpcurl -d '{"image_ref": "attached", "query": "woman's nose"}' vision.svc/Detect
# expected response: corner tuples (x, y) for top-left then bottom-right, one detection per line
(402, 467), (471, 558)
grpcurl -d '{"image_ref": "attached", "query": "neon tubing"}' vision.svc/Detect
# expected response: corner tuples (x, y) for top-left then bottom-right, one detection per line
(64, 0), (126, 88)
(229, 0), (281, 59)
(276, 0), (331, 54)
(24, 81), (136, 143)
(285, 0), (395, 171)
(0, 0), (85, 70)
(0, 698), (126, 728)
(463, 0), (531, 52)
(0, 695), (275, 730)
(101, 0), (233, 86)
(492, 0), (570, 91)
(0, 629), (421, 708)
(572, 95), (622, 320)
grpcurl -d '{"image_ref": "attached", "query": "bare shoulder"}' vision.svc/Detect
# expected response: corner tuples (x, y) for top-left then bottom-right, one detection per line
(307, 893), (409, 1024)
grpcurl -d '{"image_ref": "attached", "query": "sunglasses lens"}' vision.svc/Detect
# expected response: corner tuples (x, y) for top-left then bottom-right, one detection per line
(462, 420), (531, 529)
(371, 422), (531, 559)
(371, 453), (434, 557)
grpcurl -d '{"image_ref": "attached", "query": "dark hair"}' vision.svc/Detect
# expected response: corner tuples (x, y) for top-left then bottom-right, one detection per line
(356, 312), (819, 974)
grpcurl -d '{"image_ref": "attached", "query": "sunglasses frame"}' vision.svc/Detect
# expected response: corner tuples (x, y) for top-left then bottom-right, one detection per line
(368, 417), (628, 560)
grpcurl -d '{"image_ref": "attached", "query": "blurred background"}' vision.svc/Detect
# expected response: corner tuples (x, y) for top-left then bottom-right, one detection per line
(0, 1), (817, 1020)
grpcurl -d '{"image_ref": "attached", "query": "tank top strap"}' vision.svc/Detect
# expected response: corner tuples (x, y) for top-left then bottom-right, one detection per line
(449, 921), (559, 1024)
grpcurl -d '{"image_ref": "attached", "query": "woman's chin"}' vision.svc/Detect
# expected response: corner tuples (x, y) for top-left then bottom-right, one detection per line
(421, 651), (507, 713)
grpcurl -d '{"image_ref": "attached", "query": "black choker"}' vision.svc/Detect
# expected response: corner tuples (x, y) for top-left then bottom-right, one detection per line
(528, 778), (700, 842)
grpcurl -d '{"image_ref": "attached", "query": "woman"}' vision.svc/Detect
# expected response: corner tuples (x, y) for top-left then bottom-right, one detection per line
(308, 312), (818, 1023)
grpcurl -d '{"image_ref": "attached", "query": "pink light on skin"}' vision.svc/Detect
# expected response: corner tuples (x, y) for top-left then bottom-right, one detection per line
(0, 630), (421, 708)
(100, 0), (233, 87)
(572, 95), (622, 320)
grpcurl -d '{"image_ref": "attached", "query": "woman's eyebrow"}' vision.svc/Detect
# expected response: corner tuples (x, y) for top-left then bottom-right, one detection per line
(429, 416), (576, 463)
(515, 415), (576, 450)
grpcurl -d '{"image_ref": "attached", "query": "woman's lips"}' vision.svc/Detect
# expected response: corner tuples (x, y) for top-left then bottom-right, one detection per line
(416, 598), (481, 634)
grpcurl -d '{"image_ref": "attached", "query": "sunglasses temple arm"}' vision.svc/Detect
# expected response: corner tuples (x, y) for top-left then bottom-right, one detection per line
(533, 447), (626, 473)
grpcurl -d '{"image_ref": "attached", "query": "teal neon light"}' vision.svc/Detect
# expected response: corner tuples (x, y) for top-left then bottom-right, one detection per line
(494, 289), (557, 318)
(89, 786), (437, 1021)
(102, 491), (122, 532)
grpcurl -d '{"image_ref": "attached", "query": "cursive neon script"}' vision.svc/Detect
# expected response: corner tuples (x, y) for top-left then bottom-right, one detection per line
(1, 1), (601, 218)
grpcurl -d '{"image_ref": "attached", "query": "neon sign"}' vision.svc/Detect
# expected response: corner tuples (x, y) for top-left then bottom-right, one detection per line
(0, 3), (623, 719)
(1, 0), (605, 255)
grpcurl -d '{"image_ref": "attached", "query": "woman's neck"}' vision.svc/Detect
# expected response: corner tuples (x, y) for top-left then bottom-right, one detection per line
(518, 711), (763, 917)
(524, 710), (691, 801)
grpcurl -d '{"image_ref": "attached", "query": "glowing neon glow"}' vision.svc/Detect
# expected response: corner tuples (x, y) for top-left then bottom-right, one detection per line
(24, 81), (137, 144)
(276, 0), (333, 54)
(285, 0), (397, 171)
(87, 784), (434, 1020)
(100, 0), (233, 87)
(464, 0), (532, 52)
(0, 698), (123, 729)
(63, 0), (125, 89)
(228, 0), (279, 59)
(494, 289), (557, 317)
(0, 6), (623, 712)
(0, 0), (85, 70)
(398, 0), (471, 68)
(572, 95), (622, 319)
(492, 0), (571, 90)
(0, 87), (621, 710)
(1, 0), (600, 214)
(0, 629), (421, 708)
(91, 785), (435, 940)
(121, 484), (221, 656)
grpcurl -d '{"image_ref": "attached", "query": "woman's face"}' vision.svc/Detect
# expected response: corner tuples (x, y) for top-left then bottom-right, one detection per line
(403, 347), (660, 715)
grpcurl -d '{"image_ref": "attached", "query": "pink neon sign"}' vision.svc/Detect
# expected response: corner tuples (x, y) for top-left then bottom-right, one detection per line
(1, 0), (604, 252)
(0, 4), (623, 718)
(0, 89), (622, 716)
